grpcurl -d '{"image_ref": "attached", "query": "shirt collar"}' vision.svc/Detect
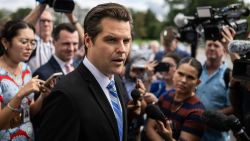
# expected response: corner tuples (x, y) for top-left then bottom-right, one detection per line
(82, 56), (114, 89)
(53, 54), (74, 75)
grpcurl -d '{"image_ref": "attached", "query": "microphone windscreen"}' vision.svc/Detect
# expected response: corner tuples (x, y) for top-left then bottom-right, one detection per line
(174, 13), (188, 28)
(202, 110), (230, 131)
(131, 89), (141, 101)
(145, 104), (166, 122)
(228, 40), (250, 54)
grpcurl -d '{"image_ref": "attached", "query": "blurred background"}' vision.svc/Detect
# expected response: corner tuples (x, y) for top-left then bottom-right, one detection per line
(1, 0), (250, 65)
(1, 0), (250, 41)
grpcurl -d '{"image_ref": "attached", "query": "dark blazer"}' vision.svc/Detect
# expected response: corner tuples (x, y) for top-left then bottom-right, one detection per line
(33, 56), (63, 80)
(38, 63), (128, 141)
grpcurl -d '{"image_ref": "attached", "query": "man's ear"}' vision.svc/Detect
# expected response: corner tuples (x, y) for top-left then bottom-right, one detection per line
(1, 38), (9, 50)
(196, 79), (201, 86)
(84, 33), (93, 48)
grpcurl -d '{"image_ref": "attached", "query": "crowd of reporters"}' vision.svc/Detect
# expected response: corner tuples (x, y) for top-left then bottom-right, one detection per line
(0, 1), (250, 141)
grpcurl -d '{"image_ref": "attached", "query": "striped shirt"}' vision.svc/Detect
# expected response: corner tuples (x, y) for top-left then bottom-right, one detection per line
(158, 93), (205, 139)
(28, 35), (54, 73)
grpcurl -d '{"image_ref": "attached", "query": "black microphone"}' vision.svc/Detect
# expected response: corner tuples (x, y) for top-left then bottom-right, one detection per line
(226, 115), (250, 141)
(145, 104), (166, 125)
(131, 89), (141, 104)
(202, 111), (250, 141)
(201, 110), (230, 131)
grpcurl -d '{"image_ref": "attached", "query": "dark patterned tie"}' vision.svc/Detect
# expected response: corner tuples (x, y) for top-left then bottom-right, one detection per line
(107, 80), (123, 141)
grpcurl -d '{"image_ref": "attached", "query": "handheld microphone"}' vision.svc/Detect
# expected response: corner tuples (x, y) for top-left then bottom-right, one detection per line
(131, 89), (141, 104)
(202, 111), (250, 141)
(226, 115), (250, 141)
(201, 110), (230, 131)
(145, 104), (166, 125)
(228, 40), (250, 54)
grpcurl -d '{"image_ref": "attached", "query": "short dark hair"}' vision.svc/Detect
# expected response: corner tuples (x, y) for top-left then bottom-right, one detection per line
(161, 26), (179, 47)
(163, 53), (181, 65)
(52, 23), (77, 41)
(177, 57), (203, 78)
(0, 20), (35, 56)
(84, 3), (133, 42)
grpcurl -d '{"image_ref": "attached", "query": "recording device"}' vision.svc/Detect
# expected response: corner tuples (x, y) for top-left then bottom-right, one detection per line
(174, 13), (199, 44)
(154, 62), (170, 72)
(174, 3), (249, 42)
(145, 104), (166, 126)
(226, 115), (250, 141)
(36, 0), (75, 13)
(131, 89), (142, 104)
(202, 110), (250, 141)
(44, 72), (63, 86)
(131, 61), (146, 81)
(228, 40), (250, 81)
(202, 110), (229, 131)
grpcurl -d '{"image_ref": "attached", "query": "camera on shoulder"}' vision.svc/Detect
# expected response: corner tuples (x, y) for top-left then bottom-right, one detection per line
(37, 0), (75, 13)
(175, 3), (249, 43)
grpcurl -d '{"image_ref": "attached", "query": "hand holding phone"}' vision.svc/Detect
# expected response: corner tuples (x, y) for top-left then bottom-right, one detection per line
(44, 72), (63, 86)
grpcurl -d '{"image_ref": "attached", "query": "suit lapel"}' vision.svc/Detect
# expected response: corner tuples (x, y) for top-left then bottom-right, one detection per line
(76, 63), (120, 141)
(49, 56), (63, 73)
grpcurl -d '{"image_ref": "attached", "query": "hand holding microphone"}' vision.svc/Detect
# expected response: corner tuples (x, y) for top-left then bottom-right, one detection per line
(202, 110), (250, 141)
(127, 89), (147, 116)
(145, 104), (174, 140)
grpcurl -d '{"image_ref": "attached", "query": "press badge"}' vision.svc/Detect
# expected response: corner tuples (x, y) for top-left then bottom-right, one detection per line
(22, 104), (30, 123)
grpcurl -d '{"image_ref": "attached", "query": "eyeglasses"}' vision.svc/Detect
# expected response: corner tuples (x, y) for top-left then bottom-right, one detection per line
(18, 38), (37, 50)
(39, 19), (53, 23)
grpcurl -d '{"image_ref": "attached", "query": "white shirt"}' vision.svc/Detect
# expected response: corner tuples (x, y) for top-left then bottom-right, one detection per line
(53, 55), (73, 75)
(82, 57), (122, 112)
(28, 35), (55, 73)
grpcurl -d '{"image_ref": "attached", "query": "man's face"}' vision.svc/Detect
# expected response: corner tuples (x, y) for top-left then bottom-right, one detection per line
(54, 30), (79, 62)
(85, 17), (132, 78)
(38, 11), (54, 37)
(163, 39), (177, 52)
(205, 40), (225, 62)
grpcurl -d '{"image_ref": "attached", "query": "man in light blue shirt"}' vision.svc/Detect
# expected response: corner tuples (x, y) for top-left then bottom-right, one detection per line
(196, 39), (233, 141)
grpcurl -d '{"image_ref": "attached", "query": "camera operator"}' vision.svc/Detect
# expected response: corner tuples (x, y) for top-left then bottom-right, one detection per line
(154, 26), (190, 62)
(223, 28), (250, 141)
(229, 78), (250, 141)
(195, 26), (236, 141)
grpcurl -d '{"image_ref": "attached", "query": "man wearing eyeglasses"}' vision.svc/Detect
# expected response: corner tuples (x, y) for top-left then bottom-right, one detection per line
(23, 3), (84, 73)
(24, 4), (55, 73)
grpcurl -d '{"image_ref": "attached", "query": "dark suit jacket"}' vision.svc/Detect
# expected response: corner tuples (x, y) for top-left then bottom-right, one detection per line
(33, 56), (63, 81)
(38, 63), (128, 141)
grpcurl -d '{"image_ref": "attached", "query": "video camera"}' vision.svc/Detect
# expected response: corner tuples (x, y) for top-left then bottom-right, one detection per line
(175, 4), (249, 43)
(232, 53), (250, 81)
(228, 40), (250, 81)
(37, 0), (75, 13)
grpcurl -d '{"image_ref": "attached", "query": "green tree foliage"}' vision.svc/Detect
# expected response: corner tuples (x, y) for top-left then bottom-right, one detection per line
(132, 9), (162, 40)
(11, 8), (31, 20)
(0, 10), (3, 19)
(144, 10), (162, 39)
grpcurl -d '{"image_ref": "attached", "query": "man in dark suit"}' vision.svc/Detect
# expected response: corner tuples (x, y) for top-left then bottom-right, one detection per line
(38, 3), (133, 141)
(32, 23), (79, 138)
(33, 23), (79, 80)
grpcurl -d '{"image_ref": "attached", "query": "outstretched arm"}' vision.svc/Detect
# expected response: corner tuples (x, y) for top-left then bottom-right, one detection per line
(23, 3), (47, 26)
